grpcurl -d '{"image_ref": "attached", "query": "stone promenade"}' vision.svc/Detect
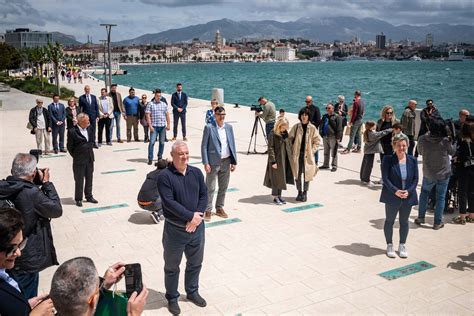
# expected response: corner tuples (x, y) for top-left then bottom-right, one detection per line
(0, 78), (472, 315)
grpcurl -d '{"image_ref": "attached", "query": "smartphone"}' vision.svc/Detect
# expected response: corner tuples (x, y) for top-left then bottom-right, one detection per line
(124, 263), (143, 298)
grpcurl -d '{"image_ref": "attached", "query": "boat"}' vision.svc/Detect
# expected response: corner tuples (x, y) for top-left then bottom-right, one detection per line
(448, 48), (464, 61)
(410, 55), (422, 61)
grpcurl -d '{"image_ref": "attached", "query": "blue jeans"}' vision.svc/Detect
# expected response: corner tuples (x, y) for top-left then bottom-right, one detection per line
(148, 126), (166, 161)
(418, 176), (450, 225)
(110, 111), (122, 140)
(265, 122), (275, 140)
(347, 121), (362, 150)
(10, 271), (39, 299)
(163, 221), (205, 302)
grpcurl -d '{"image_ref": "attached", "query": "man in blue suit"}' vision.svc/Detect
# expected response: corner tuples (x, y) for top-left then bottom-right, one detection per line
(201, 106), (237, 222)
(78, 85), (100, 148)
(171, 83), (188, 141)
(48, 94), (66, 153)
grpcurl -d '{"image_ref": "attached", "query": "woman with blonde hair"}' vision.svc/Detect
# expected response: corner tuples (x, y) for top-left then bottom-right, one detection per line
(65, 97), (81, 130)
(377, 105), (399, 160)
(264, 117), (294, 205)
(289, 108), (321, 202)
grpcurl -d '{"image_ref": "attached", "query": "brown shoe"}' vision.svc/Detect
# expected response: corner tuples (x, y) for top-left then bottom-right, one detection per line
(204, 211), (212, 222)
(118, 139), (123, 143)
(171, 137), (176, 141)
(216, 208), (228, 218)
(183, 137), (188, 141)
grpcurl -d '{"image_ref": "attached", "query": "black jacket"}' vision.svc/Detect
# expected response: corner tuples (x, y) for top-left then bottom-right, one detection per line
(0, 177), (62, 272)
(67, 125), (95, 163)
(0, 277), (31, 316)
(320, 113), (343, 140)
(65, 106), (82, 129)
(419, 106), (440, 137)
(301, 104), (321, 128)
(28, 107), (52, 130)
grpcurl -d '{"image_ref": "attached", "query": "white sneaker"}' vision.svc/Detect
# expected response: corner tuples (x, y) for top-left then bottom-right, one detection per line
(398, 243), (408, 258)
(386, 244), (396, 258)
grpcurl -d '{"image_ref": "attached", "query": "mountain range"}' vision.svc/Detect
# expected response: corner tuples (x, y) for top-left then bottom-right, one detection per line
(113, 17), (474, 45)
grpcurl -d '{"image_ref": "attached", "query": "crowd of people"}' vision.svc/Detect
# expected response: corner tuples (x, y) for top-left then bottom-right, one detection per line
(4, 80), (472, 315)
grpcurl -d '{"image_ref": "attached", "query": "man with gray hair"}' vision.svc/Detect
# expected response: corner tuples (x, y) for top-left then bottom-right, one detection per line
(157, 141), (208, 315)
(50, 257), (148, 316)
(0, 153), (62, 299)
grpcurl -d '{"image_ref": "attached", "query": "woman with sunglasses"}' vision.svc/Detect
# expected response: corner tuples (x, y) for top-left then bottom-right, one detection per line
(377, 105), (399, 161)
(0, 207), (54, 316)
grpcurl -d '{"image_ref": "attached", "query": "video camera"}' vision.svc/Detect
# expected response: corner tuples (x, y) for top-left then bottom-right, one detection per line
(29, 149), (45, 185)
(250, 104), (263, 112)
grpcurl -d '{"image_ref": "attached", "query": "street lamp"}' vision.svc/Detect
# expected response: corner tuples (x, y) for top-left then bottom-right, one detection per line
(100, 23), (116, 90)
(99, 39), (107, 89)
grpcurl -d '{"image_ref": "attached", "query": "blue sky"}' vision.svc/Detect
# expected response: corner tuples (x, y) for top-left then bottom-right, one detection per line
(1, 0), (473, 42)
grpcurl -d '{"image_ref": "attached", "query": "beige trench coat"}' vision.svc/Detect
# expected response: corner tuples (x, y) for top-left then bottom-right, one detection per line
(288, 122), (321, 182)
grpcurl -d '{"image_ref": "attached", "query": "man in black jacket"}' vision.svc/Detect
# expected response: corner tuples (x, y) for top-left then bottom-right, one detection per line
(319, 103), (343, 172)
(29, 98), (52, 154)
(0, 153), (63, 299)
(67, 113), (98, 207)
(301, 95), (321, 163)
(137, 159), (169, 223)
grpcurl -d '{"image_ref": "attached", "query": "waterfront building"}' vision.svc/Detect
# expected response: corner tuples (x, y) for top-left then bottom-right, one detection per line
(220, 46), (237, 56)
(274, 45), (296, 61)
(166, 46), (183, 58)
(376, 33), (386, 49)
(127, 48), (141, 60)
(426, 34), (434, 47)
(5, 28), (52, 49)
(215, 30), (223, 50)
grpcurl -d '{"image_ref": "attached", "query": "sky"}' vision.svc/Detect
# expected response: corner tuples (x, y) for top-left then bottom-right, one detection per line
(1, 0), (473, 42)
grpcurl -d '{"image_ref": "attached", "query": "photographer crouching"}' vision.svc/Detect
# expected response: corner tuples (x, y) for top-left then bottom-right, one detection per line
(0, 152), (63, 299)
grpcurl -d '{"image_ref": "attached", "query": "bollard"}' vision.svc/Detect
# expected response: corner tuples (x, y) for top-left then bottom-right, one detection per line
(211, 88), (224, 106)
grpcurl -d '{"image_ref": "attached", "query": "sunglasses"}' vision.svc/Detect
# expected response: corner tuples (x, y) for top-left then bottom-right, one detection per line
(305, 100), (311, 103)
(386, 112), (393, 115)
(1, 238), (28, 257)
(216, 113), (226, 116)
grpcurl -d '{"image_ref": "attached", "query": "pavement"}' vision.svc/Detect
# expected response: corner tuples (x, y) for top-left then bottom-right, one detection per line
(0, 77), (472, 315)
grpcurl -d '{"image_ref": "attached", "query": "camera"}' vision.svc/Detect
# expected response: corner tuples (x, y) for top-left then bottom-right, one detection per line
(29, 149), (45, 185)
(250, 104), (263, 112)
(124, 263), (143, 298)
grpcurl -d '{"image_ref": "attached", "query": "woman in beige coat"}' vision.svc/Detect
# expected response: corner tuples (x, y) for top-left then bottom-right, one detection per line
(289, 107), (321, 202)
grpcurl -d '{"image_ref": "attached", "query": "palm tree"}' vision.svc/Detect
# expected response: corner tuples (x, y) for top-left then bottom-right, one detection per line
(151, 56), (157, 63)
(27, 47), (49, 88)
(135, 57), (140, 63)
(146, 54), (150, 63)
(46, 42), (64, 95)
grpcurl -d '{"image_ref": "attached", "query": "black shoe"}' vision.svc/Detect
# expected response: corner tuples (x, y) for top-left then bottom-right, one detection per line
(278, 197), (286, 204)
(302, 191), (307, 202)
(150, 211), (160, 224)
(296, 191), (303, 201)
(414, 218), (425, 225)
(86, 197), (98, 204)
(319, 165), (330, 169)
(106, 142), (113, 146)
(433, 223), (445, 230)
(331, 167), (337, 172)
(168, 301), (181, 315)
(93, 144), (99, 149)
(60, 149), (67, 153)
(148, 160), (152, 165)
(186, 293), (207, 307)
(54, 149), (58, 154)
(75, 200), (83, 207)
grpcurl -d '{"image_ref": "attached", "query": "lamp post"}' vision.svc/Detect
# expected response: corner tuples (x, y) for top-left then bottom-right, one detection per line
(99, 39), (107, 89)
(100, 23), (116, 90)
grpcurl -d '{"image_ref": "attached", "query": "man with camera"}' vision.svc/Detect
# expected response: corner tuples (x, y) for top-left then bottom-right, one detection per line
(0, 153), (63, 299)
(67, 113), (98, 207)
(256, 97), (276, 139)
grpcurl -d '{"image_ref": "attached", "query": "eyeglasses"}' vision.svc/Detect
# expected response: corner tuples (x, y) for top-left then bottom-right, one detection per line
(142, 97), (147, 99)
(386, 112), (393, 115)
(2, 238), (28, 257)
(216, 113), (226, 116)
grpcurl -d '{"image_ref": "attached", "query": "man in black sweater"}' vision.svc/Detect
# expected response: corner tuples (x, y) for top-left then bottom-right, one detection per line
(137, 159), (169, 223)
(157, 141), (208, 315)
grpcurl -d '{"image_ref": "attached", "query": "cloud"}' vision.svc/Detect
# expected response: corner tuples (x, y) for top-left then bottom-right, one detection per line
(137, 0), (224, 7)
(0, 0), (46, 29)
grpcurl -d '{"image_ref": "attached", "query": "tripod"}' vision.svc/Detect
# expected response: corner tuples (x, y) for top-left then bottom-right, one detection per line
(247, 116), (268, 154)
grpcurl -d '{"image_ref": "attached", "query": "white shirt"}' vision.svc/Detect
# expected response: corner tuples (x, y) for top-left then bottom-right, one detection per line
(0, 268), (20, 292)
(36, 107), (45, 129)
(217, 123), (230, 159)
(79, 126), (89, 141)
(86, 94), (91, 104)
(101, 97), (109, 114)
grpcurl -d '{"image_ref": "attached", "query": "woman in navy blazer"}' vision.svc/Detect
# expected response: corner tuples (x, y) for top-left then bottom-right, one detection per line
(380, 133), (418, 259)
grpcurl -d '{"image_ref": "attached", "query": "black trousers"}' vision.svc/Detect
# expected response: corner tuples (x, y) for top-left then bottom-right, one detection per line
(73, 161), (94, 201)
(173, 111), (186, 137)
(51, 123), (65, 150)
(384, 203), (412, 244)
(407, 135), (415, 156)
(295, 153), (309, 191)
(458, 167), (474, 214)
(360, 153), (375, 182)
(98, 117), (112, 143)
(162, 221), (204, 302)
(89, 118), (97, 143)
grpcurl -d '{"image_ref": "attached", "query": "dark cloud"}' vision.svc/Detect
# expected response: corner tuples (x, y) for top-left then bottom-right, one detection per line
(138, 0), (224, 7)
(0, 0), (46, 28)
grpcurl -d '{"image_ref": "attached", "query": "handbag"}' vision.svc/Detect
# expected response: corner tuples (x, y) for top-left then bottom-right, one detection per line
(95, 289), (128, 316)
(27, 122), (33, 130)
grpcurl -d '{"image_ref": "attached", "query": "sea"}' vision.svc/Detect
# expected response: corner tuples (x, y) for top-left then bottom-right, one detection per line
(101, 61), (474, 120)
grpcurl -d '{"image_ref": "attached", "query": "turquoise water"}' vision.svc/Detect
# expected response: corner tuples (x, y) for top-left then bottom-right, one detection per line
(103, 61), (473, 120)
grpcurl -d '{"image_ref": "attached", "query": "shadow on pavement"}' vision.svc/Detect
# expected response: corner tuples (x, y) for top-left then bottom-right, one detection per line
(333, 243), (386, 257)
(60, 197), (77, 205)
(447, 252), (474, 271)
(369, 217), (425, 230)
(128, 211), (155, 225)
(238, 194), (273, 205)
(144, 288), (167, 310)
(335, 179), (365, 186)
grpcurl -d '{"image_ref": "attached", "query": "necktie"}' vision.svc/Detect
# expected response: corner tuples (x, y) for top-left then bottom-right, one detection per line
(178, 92), (181, 100)
(87, 95), (91, 105)
(0, 271), (21, 292)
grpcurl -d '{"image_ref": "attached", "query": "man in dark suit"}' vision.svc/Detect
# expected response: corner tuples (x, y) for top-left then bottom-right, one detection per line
(67, 113), (98, 207)
(48, 94), (67, 154)
(201, 106), (237, 222)
(78, 85), (100, 148)
(171, 83), (188, 141)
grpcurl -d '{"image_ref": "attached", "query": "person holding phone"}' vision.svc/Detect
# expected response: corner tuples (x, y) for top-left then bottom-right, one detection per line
(380, 133), (419, 259)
